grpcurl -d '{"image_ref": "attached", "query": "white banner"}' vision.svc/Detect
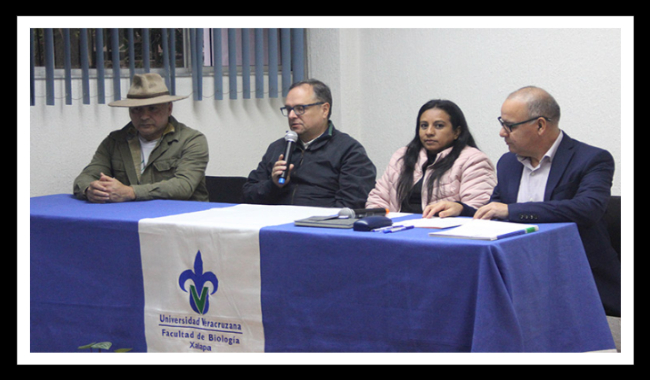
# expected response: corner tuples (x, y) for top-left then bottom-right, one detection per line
(138, 204), (334, 352)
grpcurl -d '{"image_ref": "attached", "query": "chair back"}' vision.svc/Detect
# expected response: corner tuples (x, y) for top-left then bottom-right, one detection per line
(205, 176), (248, 204)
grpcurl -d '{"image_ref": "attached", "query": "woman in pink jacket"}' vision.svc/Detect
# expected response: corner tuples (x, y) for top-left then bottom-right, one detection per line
(366, 99), (496, 213)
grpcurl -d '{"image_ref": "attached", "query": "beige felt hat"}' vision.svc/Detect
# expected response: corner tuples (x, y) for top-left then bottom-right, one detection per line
(108, 73), (188, 107)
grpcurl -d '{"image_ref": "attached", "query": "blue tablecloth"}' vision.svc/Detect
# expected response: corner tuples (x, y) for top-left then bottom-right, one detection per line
(30, 194), (615, 352)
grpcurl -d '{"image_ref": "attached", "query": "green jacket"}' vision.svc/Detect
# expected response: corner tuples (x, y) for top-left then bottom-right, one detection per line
(73, 116), (209, 202)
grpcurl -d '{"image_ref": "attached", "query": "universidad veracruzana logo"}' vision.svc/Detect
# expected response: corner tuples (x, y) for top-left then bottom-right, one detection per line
(178, 251), (219, 315)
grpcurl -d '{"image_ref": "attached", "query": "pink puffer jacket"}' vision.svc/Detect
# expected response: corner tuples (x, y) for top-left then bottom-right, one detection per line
(366, 146), (496, 212)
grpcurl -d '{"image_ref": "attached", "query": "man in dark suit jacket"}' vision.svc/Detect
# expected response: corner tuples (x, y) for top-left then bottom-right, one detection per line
(424, 86), (620, 317)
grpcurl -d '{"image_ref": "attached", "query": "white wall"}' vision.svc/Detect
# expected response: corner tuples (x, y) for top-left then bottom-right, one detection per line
(27, 23), (628, 198)
(28, 76), (288, 197)
(308, 27), (625, 196)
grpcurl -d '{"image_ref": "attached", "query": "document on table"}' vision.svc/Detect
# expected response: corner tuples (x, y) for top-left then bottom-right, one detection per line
(399, 217), (472, 229)
(428, 219), (538, 240)
(384, 212), (414, 219)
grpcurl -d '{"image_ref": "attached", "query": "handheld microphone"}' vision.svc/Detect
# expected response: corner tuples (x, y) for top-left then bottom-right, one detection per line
(338, 207), (389, 219)
(278, 130), (298, 185)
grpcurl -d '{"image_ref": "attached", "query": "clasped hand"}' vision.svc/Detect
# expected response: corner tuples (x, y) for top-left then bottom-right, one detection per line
(423, 200), (509, 220)
(85, 172), (136, 203)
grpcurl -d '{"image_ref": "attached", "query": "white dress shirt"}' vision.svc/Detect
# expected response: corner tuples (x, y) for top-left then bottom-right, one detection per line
(516, 131), (563, 203)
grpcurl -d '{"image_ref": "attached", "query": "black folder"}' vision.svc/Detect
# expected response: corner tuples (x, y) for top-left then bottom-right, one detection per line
(294, 215), (358, 229)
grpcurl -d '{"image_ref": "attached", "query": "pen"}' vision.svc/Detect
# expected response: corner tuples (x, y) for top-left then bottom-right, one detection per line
(495, 226), (538, 239)
(372, 225), (400, 232)
(383, 225), (414, 234)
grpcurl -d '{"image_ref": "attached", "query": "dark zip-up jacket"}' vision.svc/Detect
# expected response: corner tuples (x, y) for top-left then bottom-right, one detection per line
(243, 122), (376, 208)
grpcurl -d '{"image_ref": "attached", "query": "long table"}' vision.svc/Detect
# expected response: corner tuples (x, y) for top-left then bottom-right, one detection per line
(29, 194), (615, 353)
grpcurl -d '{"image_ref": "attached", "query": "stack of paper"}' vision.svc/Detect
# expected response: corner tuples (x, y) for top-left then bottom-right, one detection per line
(428, 219), (538, 240)
(400, 217), (472, 229)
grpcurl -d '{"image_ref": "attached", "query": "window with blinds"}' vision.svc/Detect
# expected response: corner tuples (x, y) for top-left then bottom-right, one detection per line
(30, 28), (306, 106)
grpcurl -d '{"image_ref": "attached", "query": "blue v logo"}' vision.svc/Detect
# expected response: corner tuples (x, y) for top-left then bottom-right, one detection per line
(179, 251), (218, 315)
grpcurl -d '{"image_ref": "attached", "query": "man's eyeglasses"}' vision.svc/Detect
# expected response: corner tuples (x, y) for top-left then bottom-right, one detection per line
(280, 102), (325, 117)
(498, 116), (551, 132)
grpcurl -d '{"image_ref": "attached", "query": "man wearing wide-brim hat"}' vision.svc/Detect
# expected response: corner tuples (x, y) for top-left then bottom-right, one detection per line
(73, 73), (209, 203)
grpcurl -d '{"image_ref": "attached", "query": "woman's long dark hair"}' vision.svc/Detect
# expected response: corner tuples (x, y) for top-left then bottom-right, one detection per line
(396, 99), (478, 205)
